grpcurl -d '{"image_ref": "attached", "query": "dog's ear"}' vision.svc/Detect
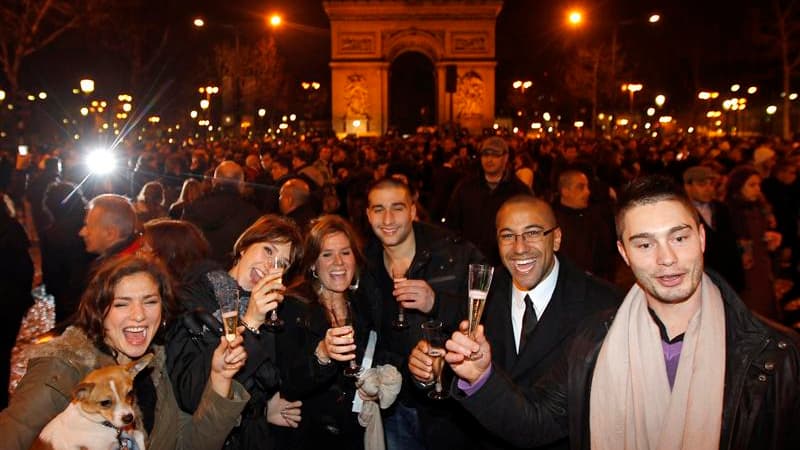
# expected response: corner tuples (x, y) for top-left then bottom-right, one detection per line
(72, 382), (95, 401)
(126, 353), (154, 377)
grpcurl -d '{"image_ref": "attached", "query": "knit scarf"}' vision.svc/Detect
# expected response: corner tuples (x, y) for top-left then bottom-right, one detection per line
(589, 274), (725, 450)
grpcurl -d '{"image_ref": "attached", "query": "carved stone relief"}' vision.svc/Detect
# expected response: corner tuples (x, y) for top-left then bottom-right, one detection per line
(340, 33), (376, 54)
(451, 32), (489, 54)
(344, 74), (369, 117)
(454, 71), (484, 118)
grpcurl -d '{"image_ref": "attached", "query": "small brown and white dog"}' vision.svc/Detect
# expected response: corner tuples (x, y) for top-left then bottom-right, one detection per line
(30, 354), (153, 450)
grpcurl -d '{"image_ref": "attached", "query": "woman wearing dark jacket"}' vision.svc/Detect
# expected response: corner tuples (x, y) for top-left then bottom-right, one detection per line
(725, 165), (783, 321)
(166, 215), (304, 450)
(275, 215), (371, 450)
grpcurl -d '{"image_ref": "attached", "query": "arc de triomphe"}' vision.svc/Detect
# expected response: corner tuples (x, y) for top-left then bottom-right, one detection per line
(324, 1), (503, 136)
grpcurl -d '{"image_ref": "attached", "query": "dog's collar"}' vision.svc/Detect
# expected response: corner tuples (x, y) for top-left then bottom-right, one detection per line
(99, 422), (138, 449)
(100, 420), (118, 430)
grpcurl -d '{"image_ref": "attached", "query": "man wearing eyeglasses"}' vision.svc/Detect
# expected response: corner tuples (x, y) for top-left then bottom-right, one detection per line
(410, 194), (620, 450)
(444, 137), (530, 266)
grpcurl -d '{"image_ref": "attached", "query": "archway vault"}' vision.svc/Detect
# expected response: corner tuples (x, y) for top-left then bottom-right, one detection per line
(325, 1), (502, 136)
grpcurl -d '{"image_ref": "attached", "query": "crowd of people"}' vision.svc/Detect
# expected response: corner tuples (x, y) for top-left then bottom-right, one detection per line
(0, 128), (799, 449)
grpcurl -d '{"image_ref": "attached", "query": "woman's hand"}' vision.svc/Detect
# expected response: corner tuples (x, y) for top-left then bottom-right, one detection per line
(317, 326), (356, 362)
(266, 392), (302, 428)
(209, 328), (247, 398)
(243, 270), (284, 328)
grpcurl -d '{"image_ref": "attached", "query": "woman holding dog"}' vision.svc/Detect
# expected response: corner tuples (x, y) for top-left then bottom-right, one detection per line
(166, 214), (305, 450)
(0, 256), (250, 450)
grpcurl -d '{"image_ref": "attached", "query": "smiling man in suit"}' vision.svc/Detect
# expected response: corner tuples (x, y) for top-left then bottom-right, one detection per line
(409, 194), (621, 449)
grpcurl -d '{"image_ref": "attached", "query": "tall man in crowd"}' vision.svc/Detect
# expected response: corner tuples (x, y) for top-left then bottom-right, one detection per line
(183, 161), (260, 265)
(360, 177), (484, 450)
(445, 136), (530, 265)
(553, 169), (618, 281)
(682, 165), (744, 291)
(79, 194), (141, 268)
(409, 194), (620, 449)
(445, 176), (800, 450)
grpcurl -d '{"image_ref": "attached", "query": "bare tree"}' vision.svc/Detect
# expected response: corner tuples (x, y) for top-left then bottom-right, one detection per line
(773, 0), (800, 139)
(0, 0), (102, 96)
(214, 35), (287, 121)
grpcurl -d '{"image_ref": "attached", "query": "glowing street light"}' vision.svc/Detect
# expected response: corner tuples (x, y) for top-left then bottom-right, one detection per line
(193, 17), (205, 28)
(567, 9), (583, 26)
(654, 94), (666, 107)
(648, 14), (661, 23)
(258, 108), (267, 118)
(80, 79), (95, 94)
(86, 148), (116, 175)
(38, 92), (47, 100)
(731, 84), (741, 92)
(747, 86), (758, 94)
(622, 83), (643, 112)
(269, 14), (282, 27)
(80, 107), (89, 116)
(766, 105), (778, 115)
(200, 99), (210, 110)
(0, 90), (5, 101)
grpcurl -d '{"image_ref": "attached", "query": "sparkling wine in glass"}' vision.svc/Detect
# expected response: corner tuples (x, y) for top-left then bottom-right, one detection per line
(264, 256), (289, 332)
(325, 301), (362, 377)
(391, 266), (409, 330)
(421, 320), (449, 400)
(219, 291), (240, 344)
(467, 263), (494, 360)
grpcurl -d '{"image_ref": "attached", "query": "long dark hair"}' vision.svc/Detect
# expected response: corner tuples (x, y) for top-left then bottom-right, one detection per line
(143, 219), (210, 280)
(74, 256), (177, 354)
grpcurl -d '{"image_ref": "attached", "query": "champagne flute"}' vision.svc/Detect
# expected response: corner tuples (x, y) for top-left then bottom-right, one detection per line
(219, 290), (240, 344)
(325, 301), (362, 377)
(421, 320), (448, 400)
(467, 263), (494, 360)
(264, 256), (289, 332)
(391, 266), (409, 330)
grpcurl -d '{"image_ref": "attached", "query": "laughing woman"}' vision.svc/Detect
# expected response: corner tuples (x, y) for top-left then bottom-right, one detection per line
(0, 256), (249, 450)
(275, 215), (372, 450)
(166, 214), (304, 450)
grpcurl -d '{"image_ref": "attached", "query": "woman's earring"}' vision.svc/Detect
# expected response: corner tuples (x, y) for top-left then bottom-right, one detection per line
(349, 273), (360, 291)
(311, 267), (319, 279)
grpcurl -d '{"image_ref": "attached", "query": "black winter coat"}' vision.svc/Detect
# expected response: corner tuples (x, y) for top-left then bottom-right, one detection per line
(455, 271), (800, 450)
(166, 265), (281, 450)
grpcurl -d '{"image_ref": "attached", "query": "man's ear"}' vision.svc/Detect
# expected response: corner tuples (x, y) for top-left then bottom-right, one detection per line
(552, 227), (562, 252)
(616, 240), (631, 267)
(698, 222), (707, 254)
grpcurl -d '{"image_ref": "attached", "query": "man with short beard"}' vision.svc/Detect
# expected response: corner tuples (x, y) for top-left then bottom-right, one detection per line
(409, 194), (620, 450)
(359, 177), (483, 450)
(445, 175), (800, 450)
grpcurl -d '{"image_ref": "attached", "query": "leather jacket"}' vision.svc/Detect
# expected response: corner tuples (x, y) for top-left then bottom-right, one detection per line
(457, 270), (800, 450)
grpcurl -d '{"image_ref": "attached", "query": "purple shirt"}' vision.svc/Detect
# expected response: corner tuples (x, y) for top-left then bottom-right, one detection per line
(457, 365), (494, 396)
(649, 308), (685, 389)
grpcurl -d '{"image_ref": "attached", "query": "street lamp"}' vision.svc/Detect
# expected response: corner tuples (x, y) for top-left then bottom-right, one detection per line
(621, 83), (643, 113)
(0, 90), (6, 102)
(654, 94), (666, 107)
(567, 9), (583, 27)
(200, 99), (210, 110)
(269, 14), (282, 27)
(80, 79), (95, 95)
(193, 17), (205, 28)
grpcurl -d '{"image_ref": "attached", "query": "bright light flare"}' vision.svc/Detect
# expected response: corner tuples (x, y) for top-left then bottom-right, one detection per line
(648, 14), (660, 23)
(86, 149), (116, 175)
(193, 18), (205, 28)
(567, 10), (583, 26)
(269, 14), (282, 27)
(766, 105), (778, 115)
(80, 79), (95, 94)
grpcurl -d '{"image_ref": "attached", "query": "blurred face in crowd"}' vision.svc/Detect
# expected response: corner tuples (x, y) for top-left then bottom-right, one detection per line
(315, 232), (357, 295)
(496, 200), (561, 291)
(560, 173), (591, 209)
(740, 174), (762, 202)
(319, 146), (332, 162)
(367, 185), (416, 248)
(684, 178), (717, 204)
(79, 206), (120, 254)
(271, 161), (289, 182)
(776, 166), (798, 185)
(232, 240), (293, 291)
(103, 272), (162, 363)
(617, 200), (705, 306)
(481, 149), (508, 179)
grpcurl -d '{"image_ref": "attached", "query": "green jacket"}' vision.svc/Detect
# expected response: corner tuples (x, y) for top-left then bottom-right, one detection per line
(0, 326), (250, 450)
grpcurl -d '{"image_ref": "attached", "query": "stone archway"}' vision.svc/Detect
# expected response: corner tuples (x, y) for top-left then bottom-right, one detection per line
(389, 51), (436, 134)
(325, 1), (503, 136)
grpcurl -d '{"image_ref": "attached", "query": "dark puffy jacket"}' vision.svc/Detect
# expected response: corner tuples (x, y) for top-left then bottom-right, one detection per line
(456, 270), (800, 450)
(166, 264), (281, 450)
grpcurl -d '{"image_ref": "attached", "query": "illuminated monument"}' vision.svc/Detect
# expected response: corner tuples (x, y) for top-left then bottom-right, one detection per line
(324, 1), (503, 135)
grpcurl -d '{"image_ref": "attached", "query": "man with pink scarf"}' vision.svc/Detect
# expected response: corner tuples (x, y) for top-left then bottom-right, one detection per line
(445, 175), (800, 450)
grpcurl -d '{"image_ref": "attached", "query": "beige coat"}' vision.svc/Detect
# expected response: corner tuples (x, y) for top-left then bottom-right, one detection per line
(0, 326), (249, 450)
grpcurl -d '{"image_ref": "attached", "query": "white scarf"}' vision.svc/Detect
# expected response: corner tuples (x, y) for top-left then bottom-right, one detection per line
(589, 274), (726, 450)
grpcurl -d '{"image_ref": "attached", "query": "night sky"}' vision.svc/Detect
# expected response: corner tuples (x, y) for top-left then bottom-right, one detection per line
(12, 0), (780, 121)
